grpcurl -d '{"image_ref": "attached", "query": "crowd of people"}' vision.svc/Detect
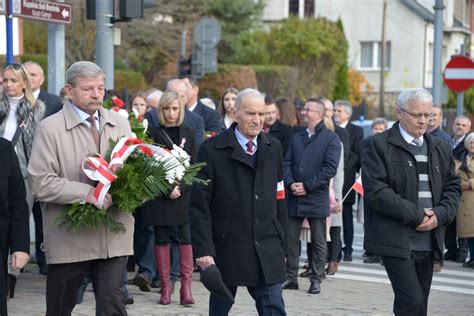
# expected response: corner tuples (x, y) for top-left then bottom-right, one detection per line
(0, 60), (472, 316)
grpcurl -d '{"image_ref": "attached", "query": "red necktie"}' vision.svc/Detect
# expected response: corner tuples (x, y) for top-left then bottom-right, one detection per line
(246, 140), (253, 154)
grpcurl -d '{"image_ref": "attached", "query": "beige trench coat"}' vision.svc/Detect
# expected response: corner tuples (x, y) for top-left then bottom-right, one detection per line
(455, 157), (474, 238)
(28, 101), (134, 264)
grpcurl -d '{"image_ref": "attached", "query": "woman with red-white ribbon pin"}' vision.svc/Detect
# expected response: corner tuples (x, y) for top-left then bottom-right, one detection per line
(0, 63), (45, 300)
(142, 90), (198, 306)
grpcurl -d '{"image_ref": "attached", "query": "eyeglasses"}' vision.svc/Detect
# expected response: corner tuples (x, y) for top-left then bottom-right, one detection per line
(399, 108), (434, 120)
(301, 107), (319, 113)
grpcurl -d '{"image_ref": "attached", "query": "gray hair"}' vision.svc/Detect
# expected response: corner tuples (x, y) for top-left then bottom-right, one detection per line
(22, 61), (44, 76)
(464, 132), (474, 148)
(235, 88), (265, 111)
(66, 61), (105, 87)
(371, 117), (388, 129)
(454, 115), (472, 129)
(396, 88), (432, 109)
(147, 90), (163, 103)
(166, 78), (187, 92)
(334, 100), (353, 116)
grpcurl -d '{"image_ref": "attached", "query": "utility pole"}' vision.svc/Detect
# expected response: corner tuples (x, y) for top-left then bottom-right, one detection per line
(379, 0), (387, 117)
(457, 44), (466, 116)
(95, 0), (114, 90)
(432, 0), (444, 106)
(48, 0), (65, 95)
(6, 0), (14, 63)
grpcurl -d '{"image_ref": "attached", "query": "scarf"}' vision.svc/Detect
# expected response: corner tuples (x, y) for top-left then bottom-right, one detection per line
(0, 94), (45, 159)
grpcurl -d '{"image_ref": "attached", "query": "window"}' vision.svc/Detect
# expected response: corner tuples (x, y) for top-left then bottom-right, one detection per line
(359, 41), (391, 70)
(289, 0), (314, 17)
(289, 0), (299, 15)
(304, 0), (314, 17)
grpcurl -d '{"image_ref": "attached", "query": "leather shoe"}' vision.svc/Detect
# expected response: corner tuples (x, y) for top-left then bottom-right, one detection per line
(308, 281), (321, 294)
(299, 268), (312, 278)
(282, 279), (299, 290)
(124, 293), (134, 305)
(133, 273), (152, 292)
(343, 253), (352, 262)
(363, 255), (382, 264)
(326, 261), (338, 275)
(443, 251), (457, 261)
(463, 260), (474, 269)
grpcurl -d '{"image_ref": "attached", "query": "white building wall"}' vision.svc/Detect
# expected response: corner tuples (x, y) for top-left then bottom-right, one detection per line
(263, 0), (288, 21)
(0, 16), (20, 56)
(263, 0), (470, 94)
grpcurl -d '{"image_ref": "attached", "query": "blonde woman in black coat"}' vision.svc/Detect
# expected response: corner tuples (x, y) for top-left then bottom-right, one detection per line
(0, 138), (30, 315)
(142, 91), (197, 306)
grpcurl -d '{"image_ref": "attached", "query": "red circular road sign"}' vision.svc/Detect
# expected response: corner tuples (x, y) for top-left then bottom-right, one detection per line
(443, 56), (474, 92)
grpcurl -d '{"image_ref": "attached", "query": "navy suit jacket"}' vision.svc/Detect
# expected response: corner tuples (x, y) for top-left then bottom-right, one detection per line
(145, 108), (205, 146)
(192, 101), (224, 133)
(38, 90), (63, 118)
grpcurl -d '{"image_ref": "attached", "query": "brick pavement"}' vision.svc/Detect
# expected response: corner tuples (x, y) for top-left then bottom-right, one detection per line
(7, 264), (474, 315)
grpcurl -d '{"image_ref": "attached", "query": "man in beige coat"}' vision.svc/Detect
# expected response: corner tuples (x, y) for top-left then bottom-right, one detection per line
(28, 61), (133, 315)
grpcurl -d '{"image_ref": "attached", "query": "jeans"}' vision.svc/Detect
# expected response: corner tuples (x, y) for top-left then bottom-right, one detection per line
(133, 207), (156, 280)
(209, 265), (286, 316)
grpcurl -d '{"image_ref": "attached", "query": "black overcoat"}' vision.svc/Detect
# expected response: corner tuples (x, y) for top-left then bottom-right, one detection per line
(268, 120), (293, 158)
(0, 138), (29, 315)
(193, 101), (224, 133)
(190, 124), (288, 287)
(142, 124), (197, 226)
(362, 122), (461, 259)
(342, 122), (363, 204)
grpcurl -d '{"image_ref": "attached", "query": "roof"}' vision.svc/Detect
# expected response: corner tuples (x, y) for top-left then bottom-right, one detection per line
(400, 0), (434, 23)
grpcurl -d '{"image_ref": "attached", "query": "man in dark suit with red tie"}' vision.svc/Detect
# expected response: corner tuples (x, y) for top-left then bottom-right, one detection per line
(190, 88), (288, 315)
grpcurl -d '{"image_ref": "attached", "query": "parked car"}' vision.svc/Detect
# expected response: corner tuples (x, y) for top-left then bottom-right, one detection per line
(352, 118), (395, 139)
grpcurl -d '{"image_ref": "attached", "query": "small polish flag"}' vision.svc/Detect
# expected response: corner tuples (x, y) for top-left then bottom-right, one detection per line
(352, 175), (364, 196)
(276, 180), (285, 200)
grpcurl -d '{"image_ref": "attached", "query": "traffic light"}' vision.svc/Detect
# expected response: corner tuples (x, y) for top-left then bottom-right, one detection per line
(179, 57), (192, 76)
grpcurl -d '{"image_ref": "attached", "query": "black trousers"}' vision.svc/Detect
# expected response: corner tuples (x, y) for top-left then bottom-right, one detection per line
(382, 251), (434, 316)
(444, 219), (468, 258)
(46, 256), (128, 316)
(154, 223), (191, 245)
(287, 216), (326, 283)
(327, 227), (342, 262)
(32, 201), (47, 272)
(342, 203), (354, 255)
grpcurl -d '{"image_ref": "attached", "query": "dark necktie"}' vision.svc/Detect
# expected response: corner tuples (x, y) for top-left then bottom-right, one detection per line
(246, 140), (254, 155)
(87, 116), (100, 151)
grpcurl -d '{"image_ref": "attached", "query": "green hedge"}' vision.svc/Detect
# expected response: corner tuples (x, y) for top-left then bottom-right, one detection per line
(199, 64), (258, 100)
(114, 69), (149, 94)
(251, 64), (298, 100)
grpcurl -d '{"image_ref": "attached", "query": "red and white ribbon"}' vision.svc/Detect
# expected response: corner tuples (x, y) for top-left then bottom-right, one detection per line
(81, 137), (178, 207)
(81, 154), (118, 207)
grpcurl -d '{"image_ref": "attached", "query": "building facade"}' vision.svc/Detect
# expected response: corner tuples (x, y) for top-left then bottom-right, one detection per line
(263, 0), (471, 112)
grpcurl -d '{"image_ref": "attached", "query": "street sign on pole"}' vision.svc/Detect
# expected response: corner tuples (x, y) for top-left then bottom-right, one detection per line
(442, 56), (474, 93)
(7, 0), (72, 24)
